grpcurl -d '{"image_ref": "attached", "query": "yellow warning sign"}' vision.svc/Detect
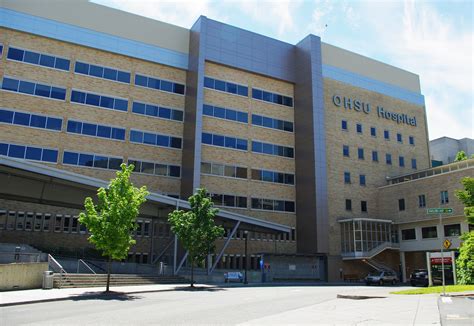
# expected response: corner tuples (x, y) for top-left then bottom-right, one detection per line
(443, 239), (452, 249)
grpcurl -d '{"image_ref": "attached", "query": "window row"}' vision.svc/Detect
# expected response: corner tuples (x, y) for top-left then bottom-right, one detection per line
(343, 146), (417, 169)
(70, 90), (128, 112)
(135, 74), (185, 95)
(201, 162), (247, 179)
(0, 142), (58, 163)
(251, 197), (295, 212)
(130, 129), (182, 149)
(252, 88), (293, 107)
(7, 46), (70, 71)
(252, 141), (294, 158)
(342, 120), (415, 145)
(345, 199), (368, 212)
(401, 224), (461, 240)
(63, 151), (122, 170)
(67, 120), (125, 141)
(210, 193), (248, 208)
(203, 104), (248, 123)
(343, 172), (366, 186)
(0, 210), (85, 233)
(251, 169), (295, 185)
(252, 114), (293, 132)
(204, 77), (248, 97)
(128, 159), (181, 178)
(202, 132), (248, 151)
(74, 61), (131, 84)
(1, 77), (66, 100)
(399, 191), (449, 211)
(0, 108), (62, 131)
(132, 101), (183, 122)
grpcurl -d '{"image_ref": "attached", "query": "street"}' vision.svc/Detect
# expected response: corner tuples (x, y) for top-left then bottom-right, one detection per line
(1, 285), (442, 325)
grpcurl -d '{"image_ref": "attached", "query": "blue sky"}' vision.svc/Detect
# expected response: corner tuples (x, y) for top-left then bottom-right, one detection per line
(93, 0), (473, 140)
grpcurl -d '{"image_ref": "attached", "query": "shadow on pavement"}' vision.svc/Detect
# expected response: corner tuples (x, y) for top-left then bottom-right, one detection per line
(71, 291), (142, 301)
(173, 286), (226, 292)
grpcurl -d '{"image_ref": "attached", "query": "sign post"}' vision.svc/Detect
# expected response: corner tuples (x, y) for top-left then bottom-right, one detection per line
(427, 208), (453, 296)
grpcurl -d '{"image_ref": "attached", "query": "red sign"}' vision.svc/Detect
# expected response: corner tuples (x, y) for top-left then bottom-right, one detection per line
(431, 257), (452, 264)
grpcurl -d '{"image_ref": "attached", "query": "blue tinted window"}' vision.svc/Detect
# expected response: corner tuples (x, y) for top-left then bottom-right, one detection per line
(30, 115), (46, 128)
(9, 144), (26, 158)
(130, 130), (143, 143)
(225, 137), (236, 148)
(24, 51), (40, 64)
(215, 79), (226, 91)
(135, 74), (148, 87)
(55, 58), (70, 71)
(25, 146), (42, 160)
(8, 47), (24, 61)
(226, 109), (237, 121)
(173, 83), (185, 95)
(397, 133), (403, 142)
(75, 62), (89, 74)
(111, 128), (125, 140)
(237, 85), (248, 96)
(252, 141), (262, 152)
(343, 145), (349, 157)
(71, 90), (86, 104)
(252, 115), (262, 125)
(226, 82), (237, 94)
(171, 110), (184, 121)
(263, 143), (273, 154)
(252, 89), (262, 100)
(67, 121), (82, 133)
(204, 77), (214, 88)
(63, 151), (79, 165)
(409, 136), (415, 145)
(93, 155), (108, 169)
(46, 118), (62, 131)
(356, 124), (362, 133)
(399, 156), (405, 167)
(144, 132), (156, 145)
(214, 107), (225, 119)
(34, 84), (51, 97)
(0, 143), (8, 155)
(384, 130), (390, 139)
(148, 77), (160, 89)
(114, 99), (128, 111)
(159, 107), (171, 119)
(344, 172), (351, 184)
(411, 158), (417, 169)
(79, 153), (94, 167)
(386, 154), (392, 165)
(2, 77), (19, 91)
(145, 104), (158, 118)
(370, 127), (376, 136)
(154, 135), (167, 147)
(82, 123), (97, 136)
(13, 112), (30, 126)
(89, 65), (104, 77)
(213, 134), (225, 146)
(39, 54), (55, 68)
(360, 175), (366, 186)
(103, 68), (117, 80)
(358, 148), (364, 159)
(161, 80), (173, 92)
(117, 71), (131, 83)
(341, 120), (348, 130)
(85, 93), (100, 106)
(0, 109), (14, 123)
(262, 91), (272, 102)
(203, 104), (213, 116)
(97, 125), (111, 138)
(252, 88), (293, 107)
(19, 80), (35, 94)
(236, 139), (247, 150)
(202, 133), (212, 144)
(42, 149), (58, 162)
(263, 117), (273, 128)
(237, 112), (248, 123)
(132, 102), (146, 114)
(100, 96), (114, 108)
(372, 151), (379, 162)
(170, 137), (182, 149)
(50, 87), (66, 100)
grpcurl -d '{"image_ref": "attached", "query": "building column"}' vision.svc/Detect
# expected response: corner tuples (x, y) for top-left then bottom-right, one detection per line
(400, 251), (407, 282)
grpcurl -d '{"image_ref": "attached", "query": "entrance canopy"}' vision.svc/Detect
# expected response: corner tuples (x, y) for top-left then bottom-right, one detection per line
(0, 156), (291, 234)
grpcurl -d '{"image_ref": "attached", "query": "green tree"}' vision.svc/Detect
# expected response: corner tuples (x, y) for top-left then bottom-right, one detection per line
(79, 164), (149, 292)
(454, 177), (474, 284)
(168, 188), (224, 287)
(454, 151), (468, 162)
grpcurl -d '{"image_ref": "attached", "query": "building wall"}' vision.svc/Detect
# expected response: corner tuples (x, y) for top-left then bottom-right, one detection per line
(324, 77), (430, 258)
(430, 137), (474, 164)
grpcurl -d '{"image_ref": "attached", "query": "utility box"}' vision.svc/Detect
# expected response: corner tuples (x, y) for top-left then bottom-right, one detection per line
(42, 271), (54, 289)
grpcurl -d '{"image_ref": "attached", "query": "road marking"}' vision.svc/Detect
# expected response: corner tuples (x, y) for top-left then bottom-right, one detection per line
(441, 297), (452, 303)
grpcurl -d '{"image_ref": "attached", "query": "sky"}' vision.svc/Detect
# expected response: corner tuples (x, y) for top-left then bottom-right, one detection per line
(93, 0), (473, 140)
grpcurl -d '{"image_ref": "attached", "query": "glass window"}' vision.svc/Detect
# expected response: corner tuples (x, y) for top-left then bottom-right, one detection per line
(86, 93), (100, 106)
(341, 120), (348, 130)
(147, 77), (160, 89)
(93, 155), (108, 169)
(8, 144), (25, 158)
(224, 165), (236, 177)
(211, 163), (224, 176)
(372, 151), (379, 162)
(202, 133), (212, 144)
(345, 199), (352, 211)
(361, 201), (367, 212)
(418, 194), (426, 208)
(100, 96), (114, 109)
(236, 167), (247, 179)
(34, 84), (51, 97)
(173, 83), (185, 95)
(170, 137), (182, 149)
(42, 149), (58, 162)
(30, 115), (47, 128)
(89, 65), (104, 78)
(397, 133), (403, 143)
(79, 153), (94, 166)
(0, 109), (14, 123)
(201, 162), (211, 174)
(409, 136), (415, 145)
(343, 145), (349, 157)
(169, 165), (181, 177)
(398, 198), (405, 211)
(50, 87), (66, 100)
(114, 99), (128, 111)
(141, 162), (155, 174)
(24, 51), (40, 64)
(252, 141), (262, 153)
(103, 68), (118, 81)
(117, 71), (131, 84)
(213, 134), (225, 147)
(358, 148), (364, 160)
(344, 172), (351, 184)
(130, 130), (143, 143)
(359, 175), (366, 186)
(252, 114), (263, 126)
(384, 130), (390, 140)
(2, 77), (19, 91)
(204, 77), (214, 88)
(356, 123), (362, 133)
(97, 125), (111, 138)
(171, 110), (184, 121)
(422, 226), (437, 239)
(214, 107), (225, 119)
(399, 156), (405, 167)
(386, 154), (392, 165)
(370, 127), (376, 137)
(440, 191), (449, 204)
(401, 229), (416, 240)
(63, 151), (79, 165)
(82, 123), (97, 136)
(67, 120), (82, 133)
(135, 74), (148, 87)
(71, 90), (86, 104)
(13, 112), (30, 126)
(39, 54), (55, 68)
(19, 80), (35, 94)
(55, 58), (70, 71)
(75, 62), (89, 74)
(444, 224), (461, 237)
(25, 146), (42, 160)
(411, 159), (417, 169)
(46, 117), (62, 131)
(203, 104), (213, 116)
(7, 47), (24, 61)
(226, 83), (237, 94)
(252, 89), (262, 100)
(161, 80), (173, 92)
(237, 85), (248, 97)
(132, 102), (146, 115)
(225, 109), (237, 121)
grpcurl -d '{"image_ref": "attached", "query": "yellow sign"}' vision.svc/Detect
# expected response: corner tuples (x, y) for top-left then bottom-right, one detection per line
(443, 239), (452, 249)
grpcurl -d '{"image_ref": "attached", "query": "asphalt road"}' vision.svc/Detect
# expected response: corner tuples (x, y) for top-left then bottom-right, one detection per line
(1, 285), (442, 325)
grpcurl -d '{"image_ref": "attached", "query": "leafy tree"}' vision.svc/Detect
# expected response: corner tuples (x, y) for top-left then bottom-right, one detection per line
(454, 151), (468, 162)
(454, 177), (474, 284)
(168, 188), (224, 287)
(79, 164), (149, 292)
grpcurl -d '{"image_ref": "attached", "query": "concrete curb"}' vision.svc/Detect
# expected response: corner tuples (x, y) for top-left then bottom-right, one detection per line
(336, 294), (386, 300)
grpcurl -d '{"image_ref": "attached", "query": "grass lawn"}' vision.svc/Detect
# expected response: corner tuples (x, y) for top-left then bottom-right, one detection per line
(391, 285), (474, 295)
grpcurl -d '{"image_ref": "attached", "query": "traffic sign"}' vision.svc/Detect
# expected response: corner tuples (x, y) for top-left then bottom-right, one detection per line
(443, 239), (452, 249)
(427, 208), (453, 214)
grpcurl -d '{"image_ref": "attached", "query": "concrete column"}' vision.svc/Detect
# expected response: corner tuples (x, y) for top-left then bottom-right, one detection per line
(400, 251), (407, 282)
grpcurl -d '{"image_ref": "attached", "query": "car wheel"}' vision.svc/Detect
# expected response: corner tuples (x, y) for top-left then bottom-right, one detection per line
(379, 280), (384, 286)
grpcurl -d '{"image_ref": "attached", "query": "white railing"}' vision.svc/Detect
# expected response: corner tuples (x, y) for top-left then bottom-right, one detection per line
(48, 254), (67, 288)
(341, 242), (400, 260)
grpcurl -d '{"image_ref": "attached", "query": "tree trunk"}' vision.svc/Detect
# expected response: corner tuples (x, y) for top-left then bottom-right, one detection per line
(106, 256), (111, 292)
(190, 260), (194, 288)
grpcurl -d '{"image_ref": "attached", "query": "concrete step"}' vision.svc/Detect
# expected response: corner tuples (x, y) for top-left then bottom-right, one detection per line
(52, 273), (188, 288)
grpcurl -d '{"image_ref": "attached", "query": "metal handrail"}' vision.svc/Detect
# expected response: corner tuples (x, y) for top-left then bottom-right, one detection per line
(77, 259), (96, 274)
(48, 254), (67, 288)
(341, 242), (400, 260)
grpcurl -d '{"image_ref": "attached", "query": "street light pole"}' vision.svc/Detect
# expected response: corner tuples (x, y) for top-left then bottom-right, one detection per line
(244, 230), (248, 284)
(439, 213), (446, 296)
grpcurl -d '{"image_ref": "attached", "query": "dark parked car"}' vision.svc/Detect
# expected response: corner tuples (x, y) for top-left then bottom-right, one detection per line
(410, 269), (429, 287)
(365, 271), (399, 285)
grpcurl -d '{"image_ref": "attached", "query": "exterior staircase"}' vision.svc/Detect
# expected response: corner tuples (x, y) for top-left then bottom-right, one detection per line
(53, 273), (188, 288)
